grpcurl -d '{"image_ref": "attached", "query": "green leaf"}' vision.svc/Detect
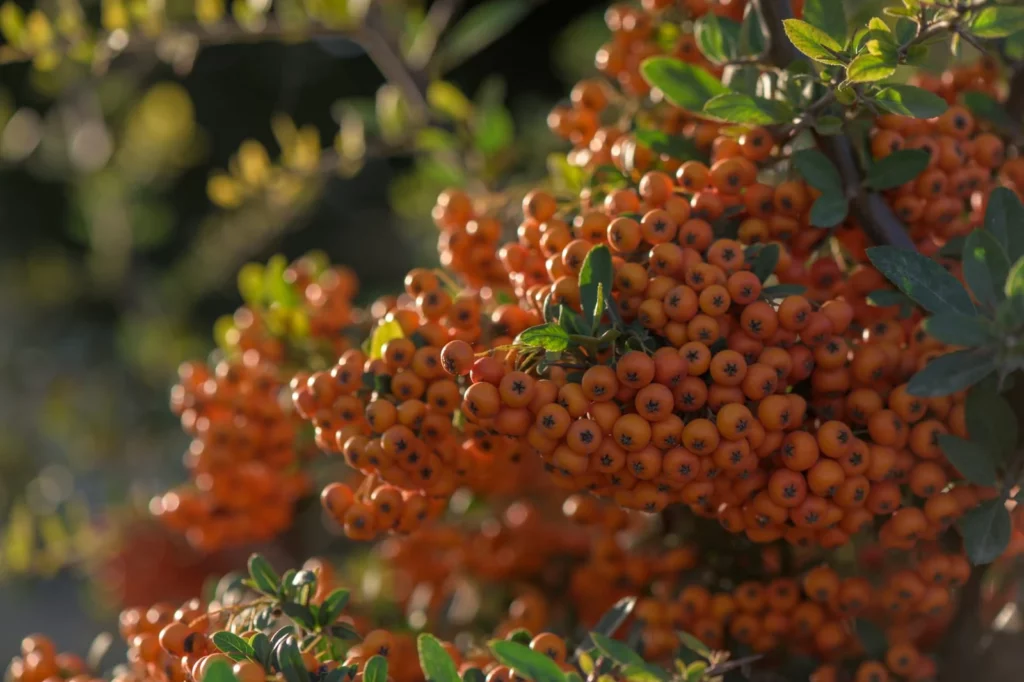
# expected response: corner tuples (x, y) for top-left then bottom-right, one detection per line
(804, 0), (847, 45)
(867, 289), (911, 307)
(809, 192), (850, 228)
(750, 243), (781, 282)
(579, 245), (612, 332)
(428, 81), (473, 121)
(866, 246), (975, 315)
(864, 149), (929, 189)
(695, 13), (727, 63)
(986, 187), (1024, 263)
(435, 0), (532, 71)
(282, 603), (316, 630)
(792, 149), (842, 195)
(1006, 255), (1024, 299)
(250, 633), (271, 668)
(846, 53), (896, 83)
(370, 319), (405, 360)
(463, 669), (486, 682)
(365, 657), (388, 682)
(960, 498), (1012, 565)
(922, 312), (993, 347)
(639, 57), (730, 112)
(622, 667), (664, 682)
(966, 387), (1018, 464)
(761, 284), (807, 299)
(739, 2), (766, 55)
(212, 632), (254, 661)
(702, 92), (794, 125)
(963, 229), (1010, 309)
(676, 631), (711, 658)
(489, 641), (567, 682)
(694, 14), (740, 64)
(590, 633), (645, 668)
(633, 129), (705, 162)
(936, 434), (998, 487)
(247, 554), (280, 596)
(968, 5), (1024, 38)
(782, 19), (846, 65)
(203, 660), (239, 682)
(505, 629), (533, 646)
(873, 84), (948, 118)
(418, 634), (460, 682)
(854, 620), (888, 659)
(684, 662), (708, 682)
(575, 597), (636, 657)
(907, 350), (996, 397)
(474, 104), (514, 156)
(276, 636), (307, 682)
(963, 91), (1016, 132)
(264, 255), (300, 309)
(317, 588), (350, 628)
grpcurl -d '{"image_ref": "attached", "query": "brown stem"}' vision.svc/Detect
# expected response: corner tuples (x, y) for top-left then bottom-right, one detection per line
(754, 0), (916, 249)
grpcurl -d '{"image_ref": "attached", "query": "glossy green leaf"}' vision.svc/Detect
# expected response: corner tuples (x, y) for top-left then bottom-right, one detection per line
(922, 312), (993, 348)
(846, 53), (896, 83)
(639, 57), (730, 112)
(435, 0), (532, 71)
(809, 192), (849, 228)
(365, 656), (388, 682)
(203, 660), (240, 682)
(963, 229), (1010, 309)
(986, 187), (1024, 263)
(276, 636), (307, 682)
(873, 84), (948, 118)
(968, 5), (1024, 38)
(1006, 256), (1024, 299)
(462, 669), (486, 682)
(695, 13), (727, 63)
(792, 149), (842, 195)
(963, 92), (1016, 133)
(702, 92), (794, 124)
(370, 319), (405, 360)
(212, 632), (254, 661)
(676, 631), (711, 658)
(804, 0), (847, 45)
(579, 244), (613, 332)
(960, 498), (1012, 565)
(282, 603), (315, 630)
(317, 588), (351, 628)
(490, 641), (566, 682)
(864, 149), (929, 189)
(517, 323), (571, 352)
(907, 350), (995, 397)
(633, 129), (705, 162)
(966, 387), (1018, 464)
(590, 633), (646, 668)
(936, 435), (998, 487)
(739, 2), (766, 55)
(418, 634), (460, 682)
(575, 597), (635, 657)
(866, 246), (975, 315)
(750, 243), (780, 282)
(247, 554), (280, 596)
(782, 19), (846, 65)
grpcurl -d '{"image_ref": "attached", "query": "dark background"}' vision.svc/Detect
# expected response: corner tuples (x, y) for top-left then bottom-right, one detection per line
(0, 0), (605, 663)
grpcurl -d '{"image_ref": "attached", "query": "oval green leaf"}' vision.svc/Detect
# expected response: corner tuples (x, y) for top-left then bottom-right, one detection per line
(922, 312), (993, 348)
(702, 92), (794, 125)
(936, 434), (998, 487)
(418, 634), (461, 682)
(846, 52), (896, 83)
(864, 149), (930, 190)
(782, 19), (845, 65)
(866, 246), (975, 315)
(963, 229), (1010, 309)
(907, 350), (995, 397)
(792, 148), (843, 196)
(873, 84), (948, 118)
(960, 498), (1012, 565)
(639, 57), (730, 112)
(489, 640), (566, 682)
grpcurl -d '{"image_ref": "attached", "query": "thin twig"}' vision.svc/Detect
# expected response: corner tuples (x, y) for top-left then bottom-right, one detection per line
(754, 0), (916, 249)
